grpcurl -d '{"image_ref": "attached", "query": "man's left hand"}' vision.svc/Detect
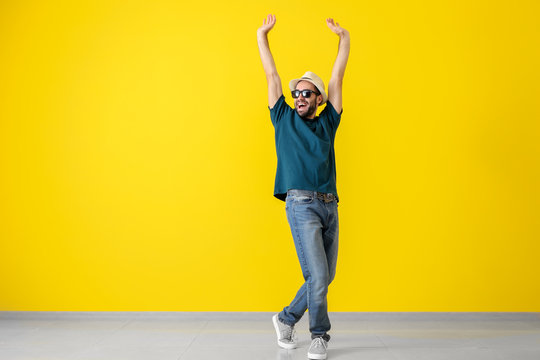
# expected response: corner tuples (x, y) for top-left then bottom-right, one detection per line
(326, 18), (349, 37)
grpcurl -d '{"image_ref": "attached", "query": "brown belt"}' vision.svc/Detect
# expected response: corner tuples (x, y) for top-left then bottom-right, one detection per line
(287, 189), (337, 203)
(316, 192), (337, 203)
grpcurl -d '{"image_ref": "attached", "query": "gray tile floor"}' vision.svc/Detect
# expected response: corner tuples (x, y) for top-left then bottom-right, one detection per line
(0, 312), (539, 360)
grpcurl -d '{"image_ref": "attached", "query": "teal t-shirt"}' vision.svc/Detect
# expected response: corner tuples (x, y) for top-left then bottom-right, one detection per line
(269, 95), (342, 202)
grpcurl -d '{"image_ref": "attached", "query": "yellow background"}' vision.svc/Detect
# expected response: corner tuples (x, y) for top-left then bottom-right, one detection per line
(1, 0), (539, 311)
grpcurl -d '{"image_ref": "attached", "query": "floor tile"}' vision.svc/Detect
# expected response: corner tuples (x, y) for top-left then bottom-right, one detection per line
(73, 345), (188, 360)
(387, 347), (501, 360)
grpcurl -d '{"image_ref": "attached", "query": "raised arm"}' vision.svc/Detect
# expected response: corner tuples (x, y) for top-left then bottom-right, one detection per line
(326, 18), (350, 114)
(257, 14), (283, 108)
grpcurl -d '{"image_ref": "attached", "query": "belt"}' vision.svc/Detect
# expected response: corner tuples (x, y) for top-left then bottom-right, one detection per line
(287, 189), (337, 203)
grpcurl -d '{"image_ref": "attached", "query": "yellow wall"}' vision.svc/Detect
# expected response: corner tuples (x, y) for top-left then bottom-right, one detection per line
(1, 0), (539, 311)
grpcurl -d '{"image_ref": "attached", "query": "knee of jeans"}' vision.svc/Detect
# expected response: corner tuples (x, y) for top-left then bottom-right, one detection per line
(328, 270), (336, 285)
(310, 274), (329, 296)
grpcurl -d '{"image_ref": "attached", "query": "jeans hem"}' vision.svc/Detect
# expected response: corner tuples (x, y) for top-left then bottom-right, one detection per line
(278, 314), (295, 327)
(311, 333), (331, 342)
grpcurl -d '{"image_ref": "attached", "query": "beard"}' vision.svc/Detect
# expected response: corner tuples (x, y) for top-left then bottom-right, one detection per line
(295, 100), (318, 119)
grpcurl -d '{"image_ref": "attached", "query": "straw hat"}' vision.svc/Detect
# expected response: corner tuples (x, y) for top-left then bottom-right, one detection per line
(289, 71), (327, 104)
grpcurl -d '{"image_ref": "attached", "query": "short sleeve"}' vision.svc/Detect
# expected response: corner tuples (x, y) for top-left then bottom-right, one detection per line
(269, 95), (292, 127)
(319, 101), (342, 133)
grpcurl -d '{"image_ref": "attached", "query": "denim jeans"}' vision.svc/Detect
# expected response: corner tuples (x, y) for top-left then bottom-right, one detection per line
(278, 189), (339, 340)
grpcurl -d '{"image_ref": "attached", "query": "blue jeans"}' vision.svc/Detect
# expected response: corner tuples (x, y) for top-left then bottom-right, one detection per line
(278, 189), (339, 340)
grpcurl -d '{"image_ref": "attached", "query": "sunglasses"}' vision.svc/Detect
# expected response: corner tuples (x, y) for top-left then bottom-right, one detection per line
(291, 89), (320, 98)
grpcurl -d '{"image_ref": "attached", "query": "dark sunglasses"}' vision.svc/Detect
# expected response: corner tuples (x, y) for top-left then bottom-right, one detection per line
(291, 89), (320, 98)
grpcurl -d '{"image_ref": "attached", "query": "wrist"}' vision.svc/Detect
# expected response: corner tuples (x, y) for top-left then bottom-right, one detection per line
(339, 30), (349, 39)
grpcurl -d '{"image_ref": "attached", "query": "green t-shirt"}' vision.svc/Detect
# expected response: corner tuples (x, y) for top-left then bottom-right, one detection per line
(269, 95), (342, 202)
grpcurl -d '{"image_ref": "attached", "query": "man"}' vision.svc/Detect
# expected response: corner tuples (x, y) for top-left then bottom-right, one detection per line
(257, 14), (350, 360)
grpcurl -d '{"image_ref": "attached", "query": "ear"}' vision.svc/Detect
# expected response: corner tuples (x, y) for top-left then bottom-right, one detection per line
(317, 95), (323, 106)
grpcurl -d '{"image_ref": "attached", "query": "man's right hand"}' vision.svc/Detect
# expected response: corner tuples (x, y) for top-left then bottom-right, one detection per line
(258, 14), (276, 37)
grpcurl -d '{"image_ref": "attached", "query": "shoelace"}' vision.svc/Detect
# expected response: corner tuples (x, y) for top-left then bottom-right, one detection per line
(282, 326), (297, 342)
(312, 337), (327, 349)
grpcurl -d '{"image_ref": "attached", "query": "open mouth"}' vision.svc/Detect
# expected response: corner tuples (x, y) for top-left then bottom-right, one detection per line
(298, 103), (307, 110)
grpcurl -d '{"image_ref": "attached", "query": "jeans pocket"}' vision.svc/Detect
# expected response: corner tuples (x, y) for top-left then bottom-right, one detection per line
(288, 195), (314, 204)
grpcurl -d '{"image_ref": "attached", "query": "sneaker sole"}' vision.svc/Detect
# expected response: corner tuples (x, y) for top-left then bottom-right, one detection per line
(307, 352), (327, 360)
(272, 314), (297, 349)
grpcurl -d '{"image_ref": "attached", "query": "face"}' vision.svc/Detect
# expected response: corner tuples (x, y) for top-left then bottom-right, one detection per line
(294, 80), (322, 119)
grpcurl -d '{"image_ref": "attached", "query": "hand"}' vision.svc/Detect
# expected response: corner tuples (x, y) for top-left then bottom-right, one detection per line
(326, 18), (348, 37)
(258, 14), (276, 36)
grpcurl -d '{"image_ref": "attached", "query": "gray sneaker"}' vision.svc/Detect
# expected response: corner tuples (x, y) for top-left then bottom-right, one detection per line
(308, 337), (328, 359)
(272, 314), (297, 349)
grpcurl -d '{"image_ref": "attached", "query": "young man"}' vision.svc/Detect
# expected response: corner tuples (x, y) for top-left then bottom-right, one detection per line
(257, 14), (350, 360)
